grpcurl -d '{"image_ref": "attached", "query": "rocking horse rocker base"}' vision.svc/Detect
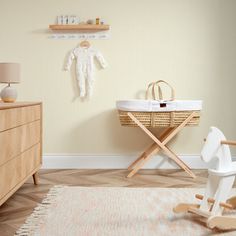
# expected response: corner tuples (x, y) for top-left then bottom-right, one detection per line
(174, 194), (236, 230)
(174, 127), (236, 230)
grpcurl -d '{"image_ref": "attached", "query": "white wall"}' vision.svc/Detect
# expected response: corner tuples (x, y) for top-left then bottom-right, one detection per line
(0, 0), (235, 157)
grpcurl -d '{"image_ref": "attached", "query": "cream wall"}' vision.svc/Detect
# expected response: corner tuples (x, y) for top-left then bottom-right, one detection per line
(0, 0), (236, 155)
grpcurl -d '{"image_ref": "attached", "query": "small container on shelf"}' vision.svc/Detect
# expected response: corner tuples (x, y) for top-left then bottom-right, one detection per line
(96, 18), (100, 25)
(57, 16), (63, 25)
(75, 16), (80, 24)
(87, 19), (94, 24)
(70, 15), (79, 24)
(68, 16), (74, 24)
(62, 15), (68, 24)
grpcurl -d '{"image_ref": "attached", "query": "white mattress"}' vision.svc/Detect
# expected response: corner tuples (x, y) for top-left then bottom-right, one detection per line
(116, 99), (202, 112)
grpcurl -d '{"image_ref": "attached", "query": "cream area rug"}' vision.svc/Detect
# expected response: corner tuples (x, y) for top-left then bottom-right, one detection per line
(15, 186), (236, 236)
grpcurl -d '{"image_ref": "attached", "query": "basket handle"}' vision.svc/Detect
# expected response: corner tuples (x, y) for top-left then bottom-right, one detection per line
(145, 82), (156, 100)
(152, 80), (175, 101)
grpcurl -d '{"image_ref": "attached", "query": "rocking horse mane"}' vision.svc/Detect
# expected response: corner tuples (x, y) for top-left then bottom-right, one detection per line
(201, 127), (232, 171)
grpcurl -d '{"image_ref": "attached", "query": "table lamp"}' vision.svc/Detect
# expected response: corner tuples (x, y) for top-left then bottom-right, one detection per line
(0, 63), (20, 102)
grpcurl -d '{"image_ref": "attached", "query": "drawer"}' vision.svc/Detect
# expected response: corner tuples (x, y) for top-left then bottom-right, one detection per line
(0, 105), (41, 132)
(0, 144), (41, 200)
(0, 120), (41, 166)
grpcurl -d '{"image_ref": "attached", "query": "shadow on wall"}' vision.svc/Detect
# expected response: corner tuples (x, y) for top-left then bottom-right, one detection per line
(62, 108), (179, 154)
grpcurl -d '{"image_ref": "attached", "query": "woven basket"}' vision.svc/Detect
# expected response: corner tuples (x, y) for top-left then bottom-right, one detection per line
(118, 80), (201, 128)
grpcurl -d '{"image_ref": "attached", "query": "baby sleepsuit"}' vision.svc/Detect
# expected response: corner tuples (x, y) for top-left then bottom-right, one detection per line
(65, 46), (107, 97)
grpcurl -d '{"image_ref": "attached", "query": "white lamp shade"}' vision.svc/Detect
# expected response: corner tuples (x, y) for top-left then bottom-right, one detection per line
(0, 63), (20, 84)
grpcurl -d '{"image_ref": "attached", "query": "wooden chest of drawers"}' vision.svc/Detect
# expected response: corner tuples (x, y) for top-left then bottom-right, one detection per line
(0, 102), (42, 206)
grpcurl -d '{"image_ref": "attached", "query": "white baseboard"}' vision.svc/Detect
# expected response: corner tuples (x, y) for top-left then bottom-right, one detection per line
(42, 154), (222, 169)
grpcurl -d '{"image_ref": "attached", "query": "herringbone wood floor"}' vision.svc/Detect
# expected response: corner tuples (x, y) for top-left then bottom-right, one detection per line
(0, 169), (210, 236)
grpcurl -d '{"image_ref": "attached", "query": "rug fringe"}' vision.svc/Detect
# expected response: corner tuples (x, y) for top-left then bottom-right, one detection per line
(15, 185), (66, 236)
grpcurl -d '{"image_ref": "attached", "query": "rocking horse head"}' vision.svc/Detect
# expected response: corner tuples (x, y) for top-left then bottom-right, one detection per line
(201, 127), (232, 171)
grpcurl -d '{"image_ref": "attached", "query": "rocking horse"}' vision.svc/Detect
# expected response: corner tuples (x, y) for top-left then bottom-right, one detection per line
(174, 127), (236, 230)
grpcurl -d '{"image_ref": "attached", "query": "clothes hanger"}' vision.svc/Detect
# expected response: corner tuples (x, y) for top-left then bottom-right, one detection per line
(80, 36), (91, 48)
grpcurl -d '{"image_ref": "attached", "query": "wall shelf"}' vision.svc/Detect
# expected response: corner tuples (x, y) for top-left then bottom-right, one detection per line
(49, 24), (110, 31)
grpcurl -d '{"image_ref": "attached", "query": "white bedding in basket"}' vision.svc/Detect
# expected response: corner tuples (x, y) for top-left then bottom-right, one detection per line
(116, 99), (202, 112)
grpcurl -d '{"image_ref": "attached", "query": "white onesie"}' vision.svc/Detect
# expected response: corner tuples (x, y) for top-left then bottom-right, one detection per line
(65, 46), (107, 97)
